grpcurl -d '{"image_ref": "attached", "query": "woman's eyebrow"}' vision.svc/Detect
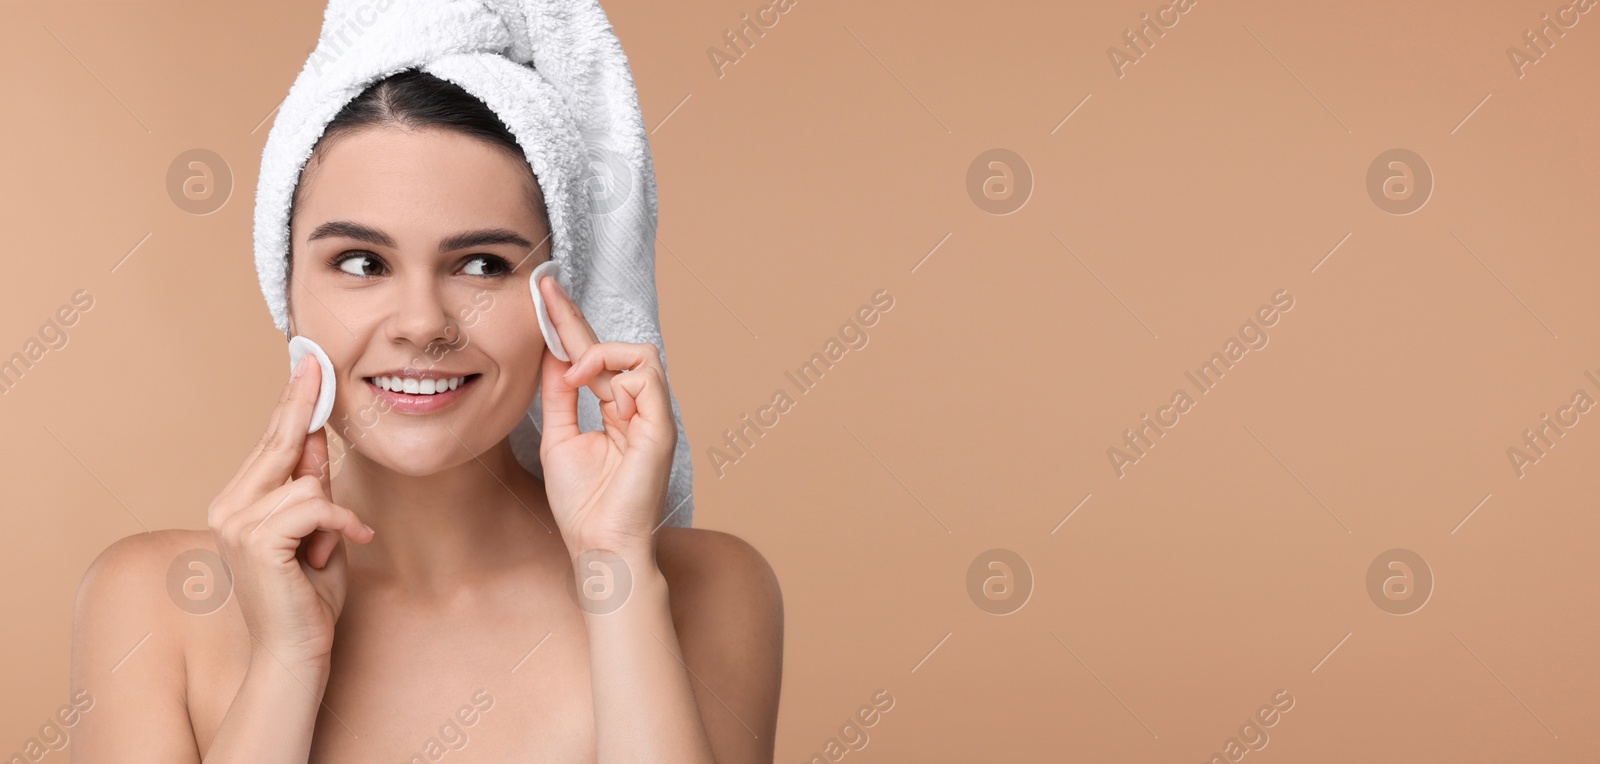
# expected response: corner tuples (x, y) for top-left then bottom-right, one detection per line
(308, 220), (393, 247)
(307, 221), (533, 253)
(437, 228), (533, 253)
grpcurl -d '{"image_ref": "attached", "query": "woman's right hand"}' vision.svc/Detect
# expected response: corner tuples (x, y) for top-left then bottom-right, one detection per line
(207, 353), (375, 671)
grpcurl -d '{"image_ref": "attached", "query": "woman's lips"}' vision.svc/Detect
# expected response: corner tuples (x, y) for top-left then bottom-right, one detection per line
(364, 374), (481, 414)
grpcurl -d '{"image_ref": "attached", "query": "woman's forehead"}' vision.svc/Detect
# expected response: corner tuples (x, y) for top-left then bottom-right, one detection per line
(294, 127), (545, 242)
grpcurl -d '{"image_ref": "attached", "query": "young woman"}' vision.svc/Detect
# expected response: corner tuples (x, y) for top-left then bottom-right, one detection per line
(69, 69), (783, 763)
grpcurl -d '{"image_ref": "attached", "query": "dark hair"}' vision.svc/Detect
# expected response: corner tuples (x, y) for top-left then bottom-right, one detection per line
(285, 68), (544, 297)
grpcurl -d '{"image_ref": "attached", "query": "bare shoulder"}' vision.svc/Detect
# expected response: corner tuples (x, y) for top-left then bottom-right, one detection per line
(654, 527), (784, 749)
(73, 529), (218, 675)
(655, 526), (783, 625)
(71, 530), (217, 760)
(77, 529), (218, 614)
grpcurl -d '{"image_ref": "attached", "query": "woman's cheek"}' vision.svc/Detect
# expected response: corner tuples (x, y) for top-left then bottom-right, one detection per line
(458, 288), (496, 328)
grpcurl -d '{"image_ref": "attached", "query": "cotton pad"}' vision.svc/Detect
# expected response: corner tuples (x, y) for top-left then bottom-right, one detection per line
(287, 335), (336, 434)
(530, 260), (569, 362)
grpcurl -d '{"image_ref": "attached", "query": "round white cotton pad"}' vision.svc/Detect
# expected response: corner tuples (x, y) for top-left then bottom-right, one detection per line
(287, 335), (336, 434)
(530, 260), (569, 362)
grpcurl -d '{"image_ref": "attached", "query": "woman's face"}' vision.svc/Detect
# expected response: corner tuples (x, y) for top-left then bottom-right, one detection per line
(287, 125), (550, 476)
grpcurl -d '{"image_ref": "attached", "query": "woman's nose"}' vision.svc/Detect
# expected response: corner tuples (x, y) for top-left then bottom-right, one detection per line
(385, 276), (459, 350)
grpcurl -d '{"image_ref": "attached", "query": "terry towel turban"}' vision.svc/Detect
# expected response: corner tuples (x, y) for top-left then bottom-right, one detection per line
(252, 0), (695, 528)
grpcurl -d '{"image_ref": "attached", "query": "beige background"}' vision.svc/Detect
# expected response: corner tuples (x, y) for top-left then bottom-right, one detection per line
(3, 0), (1597, 760)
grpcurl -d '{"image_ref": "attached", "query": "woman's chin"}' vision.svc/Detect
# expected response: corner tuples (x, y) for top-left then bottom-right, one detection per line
(324, 401), (532, 477)
(337, 434), (481, 477)
(380, 451), (470, 477)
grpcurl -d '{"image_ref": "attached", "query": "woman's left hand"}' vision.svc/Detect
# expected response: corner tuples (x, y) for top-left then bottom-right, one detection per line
(535, 271), (677, 563)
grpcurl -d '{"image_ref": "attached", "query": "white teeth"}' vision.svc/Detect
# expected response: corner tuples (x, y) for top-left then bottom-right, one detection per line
(370, 376), (466, 395)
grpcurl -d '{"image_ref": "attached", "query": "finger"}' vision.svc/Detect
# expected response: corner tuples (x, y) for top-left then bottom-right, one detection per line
(562, 341), (664, 407)
(613, 371), (636, 421)
(215, 366), (302, 506)
(304, 530), (348, 607)
(539, 342), (582, 446)
(301, 528), (341, 569)
(228, 357), (318, 506)
(294, 427), (332, 497)
(289, 428), (336, 569)
(234, 356), (323, 501)
(222, 474), (328, 536)
(258, 496), (374, 550)
(610, 367), (673, 444)
(288, 476), (342, 569)
(302, 527), (334, 569)
(303, 534), (350, 613)
(540, 273), (618, 394)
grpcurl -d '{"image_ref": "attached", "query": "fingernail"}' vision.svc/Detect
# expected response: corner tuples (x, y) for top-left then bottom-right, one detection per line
(363, 523), (375, 535)
(292, 355), (310, 380)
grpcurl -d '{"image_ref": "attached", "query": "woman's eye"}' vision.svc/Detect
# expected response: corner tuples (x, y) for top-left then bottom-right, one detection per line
(336, 253), (383, 277)
(462, 255), (511, 277)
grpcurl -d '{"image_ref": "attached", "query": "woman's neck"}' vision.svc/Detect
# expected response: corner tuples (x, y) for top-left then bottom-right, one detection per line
(329, 437), (563, 595)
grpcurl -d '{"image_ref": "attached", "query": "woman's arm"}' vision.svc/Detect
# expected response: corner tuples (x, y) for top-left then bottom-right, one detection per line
(201, 653), (329, 763)
(198, 355), (370, 762)
(580, 531), (783, 764)
(532, 272), (783, 762)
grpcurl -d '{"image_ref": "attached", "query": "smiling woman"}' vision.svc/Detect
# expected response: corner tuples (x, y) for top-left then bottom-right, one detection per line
(68, 2), (783, 762)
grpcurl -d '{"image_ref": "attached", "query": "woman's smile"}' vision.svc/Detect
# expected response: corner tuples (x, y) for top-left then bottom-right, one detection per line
(362, 370), (483, 414)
